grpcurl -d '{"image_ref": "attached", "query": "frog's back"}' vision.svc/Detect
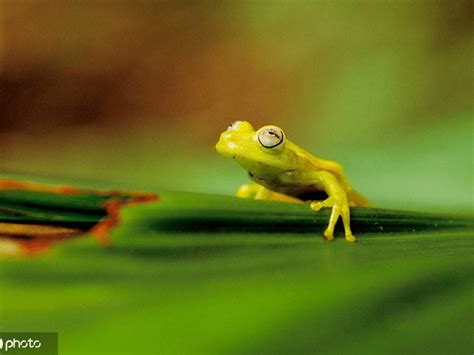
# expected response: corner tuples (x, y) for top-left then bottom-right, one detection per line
(286, 140), (347, 184)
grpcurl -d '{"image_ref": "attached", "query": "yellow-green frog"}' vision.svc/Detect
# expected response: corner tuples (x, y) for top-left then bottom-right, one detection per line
(215, 120), (371, 242)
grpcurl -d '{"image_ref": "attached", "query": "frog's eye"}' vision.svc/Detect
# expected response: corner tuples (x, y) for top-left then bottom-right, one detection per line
(258, 126), (285, 149)
(227, 121), (242, 132)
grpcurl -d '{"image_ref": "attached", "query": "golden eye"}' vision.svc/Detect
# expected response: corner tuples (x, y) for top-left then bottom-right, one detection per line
(258, 126), (285, 148)
(227, 121), (242, 132)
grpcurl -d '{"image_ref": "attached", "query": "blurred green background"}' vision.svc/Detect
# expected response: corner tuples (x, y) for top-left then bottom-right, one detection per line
(1, 0), (472, 210)
(1, 1), (473, 354)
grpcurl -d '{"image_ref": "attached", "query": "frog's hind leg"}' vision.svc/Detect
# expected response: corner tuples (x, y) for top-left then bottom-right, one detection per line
(310, 197), (335, 212)
(236, 183), (301, 203)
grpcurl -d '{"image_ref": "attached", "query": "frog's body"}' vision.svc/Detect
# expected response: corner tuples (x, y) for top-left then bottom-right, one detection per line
(215, 121), (371, 242)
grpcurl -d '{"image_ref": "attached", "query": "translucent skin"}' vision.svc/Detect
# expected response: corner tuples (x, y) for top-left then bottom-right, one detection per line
(215, 121), (371, 242)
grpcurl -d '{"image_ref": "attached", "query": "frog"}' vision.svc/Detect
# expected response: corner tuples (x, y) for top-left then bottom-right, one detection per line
(215, 120), (371, 242)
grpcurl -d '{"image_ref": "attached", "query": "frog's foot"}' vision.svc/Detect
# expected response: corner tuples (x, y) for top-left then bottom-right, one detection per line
(323, 228), (335, 241)
(312, 196), (355, 242)
(345, 233), (357, 242)
(310, 197), (335, 212)
(310, 201), (324, 212)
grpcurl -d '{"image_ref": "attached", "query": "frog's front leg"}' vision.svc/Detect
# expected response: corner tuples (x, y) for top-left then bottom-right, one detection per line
(236, 183), (301, 203)
(305, 172), (356, 242)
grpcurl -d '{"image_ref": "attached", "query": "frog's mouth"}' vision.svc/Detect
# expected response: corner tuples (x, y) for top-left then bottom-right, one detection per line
(215, 140), (253, 164)
(215, 141), (231, 157)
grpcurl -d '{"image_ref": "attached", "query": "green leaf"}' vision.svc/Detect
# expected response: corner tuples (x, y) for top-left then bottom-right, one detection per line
(0, 187), (473, 354)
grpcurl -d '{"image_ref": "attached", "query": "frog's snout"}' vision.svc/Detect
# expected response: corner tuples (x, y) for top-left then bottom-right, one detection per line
(215, 132), (227, 154)
(215, 132), (235, 157)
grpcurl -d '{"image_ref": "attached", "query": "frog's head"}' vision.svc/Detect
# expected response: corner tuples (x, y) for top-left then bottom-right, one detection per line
(215, 120), (297, 172)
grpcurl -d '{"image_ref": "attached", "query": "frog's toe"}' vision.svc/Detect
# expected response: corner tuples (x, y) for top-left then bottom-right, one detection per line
(323, 229), (335, 241)
(345, 234), (357, 242)
(310, 201), (324, 211)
